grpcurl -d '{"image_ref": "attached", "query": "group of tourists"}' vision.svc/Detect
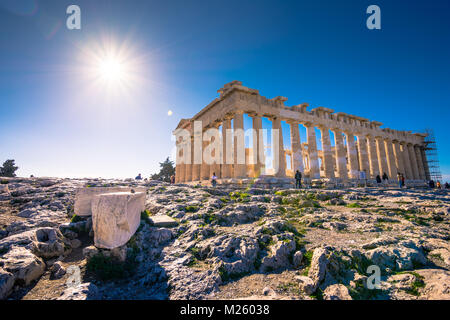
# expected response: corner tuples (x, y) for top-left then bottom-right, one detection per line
(199, 170), (450, 191)
(375, 172), (389, 187)
(429, 180), (449, 189)
(397, 172), (406, 188)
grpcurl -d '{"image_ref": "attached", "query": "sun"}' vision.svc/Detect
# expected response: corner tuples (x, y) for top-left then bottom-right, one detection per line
(97, 56), (124, 82)
(75, 35), (150, 103)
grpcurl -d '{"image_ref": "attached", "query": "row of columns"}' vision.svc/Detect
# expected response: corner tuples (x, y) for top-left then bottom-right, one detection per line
(176, 114), (429, 183)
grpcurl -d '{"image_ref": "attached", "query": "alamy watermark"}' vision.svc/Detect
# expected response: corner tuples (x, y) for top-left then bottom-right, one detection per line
(367, 5), (381, 30)
(66, 5), (81, 30)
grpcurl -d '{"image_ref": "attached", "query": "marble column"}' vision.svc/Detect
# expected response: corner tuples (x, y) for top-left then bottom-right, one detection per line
(400, 142), (413, 180)
(414, 146), (426, 180)
(385, 139), (397, 179)
(185, 137), (193, 182)
(367, 135), (380, 178)
(192, 121), (202, 182)
(272, 117), (286, 177)
(290, 122), (304, 174)
(356, 134), (370, 175)
(407, 143), (420, 180)
(175, 165), (180, 183)
(221, 118), (232, 179)
(332, 129), (347, 179)
(420, 147), (431, 180)
(376, 136), (388, 177)
(305, 123), (320, 179)
(345, 132), (359, 179)
(252, 115), (264, 176)
(319, 127), (334, 178)
(201, 138), (210, 180)
(233, 112), (246, 178)
(392, 140), (405, 176)
(209, 130), (220, 179)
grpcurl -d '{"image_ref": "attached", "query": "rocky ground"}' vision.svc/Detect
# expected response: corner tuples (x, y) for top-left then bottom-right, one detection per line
(0, 177), (449, 300)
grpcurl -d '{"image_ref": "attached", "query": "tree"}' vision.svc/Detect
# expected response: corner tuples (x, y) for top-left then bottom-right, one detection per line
(150, 157), (175, 182)
(0, 159), (19, 177)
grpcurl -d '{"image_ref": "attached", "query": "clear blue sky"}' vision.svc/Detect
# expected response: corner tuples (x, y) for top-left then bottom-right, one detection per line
(0, 0), (449, 180)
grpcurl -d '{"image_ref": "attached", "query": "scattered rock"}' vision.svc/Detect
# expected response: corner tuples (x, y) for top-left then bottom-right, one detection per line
(70, 239), (82, 249)
(295, 276), (315, 295)
(149, 215), (179, 228)
(82, 246), (99, 260)
(51, 262), (66, 279)
(57, 283), (99, 300)
(323, 284), (352, 300)
(0, 268), (15, 300)
(0, 246), (45, 285)
(292, 251), (303, 268)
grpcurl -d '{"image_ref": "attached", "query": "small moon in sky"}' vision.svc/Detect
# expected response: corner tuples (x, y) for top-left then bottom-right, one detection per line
(168, 110), (173, 116)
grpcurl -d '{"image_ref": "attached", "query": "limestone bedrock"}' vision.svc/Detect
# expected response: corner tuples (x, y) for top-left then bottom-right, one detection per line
(91, 192), (145, 249)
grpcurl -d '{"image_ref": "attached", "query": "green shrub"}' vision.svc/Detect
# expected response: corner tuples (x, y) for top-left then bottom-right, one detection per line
(86, 253), (137, 281)
(229, 191), (250, 202)
(141, 210), (152, 224)
(346, 202), (362, 208)
(70, 214), (83, 223)
(185, 205), (199, 213)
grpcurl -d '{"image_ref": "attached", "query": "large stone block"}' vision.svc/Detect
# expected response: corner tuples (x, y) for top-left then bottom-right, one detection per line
(91, 192), (145, 249)
(74, 187), (145, 216)
(1, 246), (45, 285)
(0, 268), (15, 300)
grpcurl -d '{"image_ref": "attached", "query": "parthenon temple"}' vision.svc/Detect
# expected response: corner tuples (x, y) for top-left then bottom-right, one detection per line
(174, 81), (430, 187)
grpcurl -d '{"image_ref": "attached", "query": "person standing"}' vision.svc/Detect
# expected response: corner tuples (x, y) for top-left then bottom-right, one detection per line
(382, 172), (389, 187)
(211, 172), (217, 187)
(398, 172), (402, 188)
(401, 174), (405, 188)
(295, 170), (302, 189)
(376, 174), (382, 186)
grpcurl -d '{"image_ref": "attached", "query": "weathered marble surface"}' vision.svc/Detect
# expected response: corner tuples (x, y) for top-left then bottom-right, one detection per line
(91, 192), (145, 249)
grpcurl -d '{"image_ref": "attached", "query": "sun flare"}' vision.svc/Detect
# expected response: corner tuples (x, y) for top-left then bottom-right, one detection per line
(77, 36), (147, 97)
(97, 56), (125, 82)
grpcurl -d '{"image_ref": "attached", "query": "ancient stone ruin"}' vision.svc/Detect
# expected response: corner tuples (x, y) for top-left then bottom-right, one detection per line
(74, 187), (145, 249)
(174, 81), (430, 187)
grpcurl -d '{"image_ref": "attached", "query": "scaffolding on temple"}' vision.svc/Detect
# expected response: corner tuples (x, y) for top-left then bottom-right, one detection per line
(423, 129), (442, 182)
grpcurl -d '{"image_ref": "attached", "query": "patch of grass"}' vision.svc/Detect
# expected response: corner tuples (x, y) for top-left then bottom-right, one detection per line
(395, 271), (425, 296)
(186, 257), (199, 267)
(309, 288), (323, 300)
(277, 206), (287, 214)
(86, 252), (138, 281)
(0, 180), (9, 184)
(346, 203), (362, 208)
(229, 191), (250, 202)
(185, 205), (199, 213)
(277, 282), (298, 294)
(429, 253), (444, 262)
(218, 265), (250, 282)
(140, 210), (152, 224)
(70, 214), (83, 223)
(300, 250), (314, 276)
(348, 283), (385, 300)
